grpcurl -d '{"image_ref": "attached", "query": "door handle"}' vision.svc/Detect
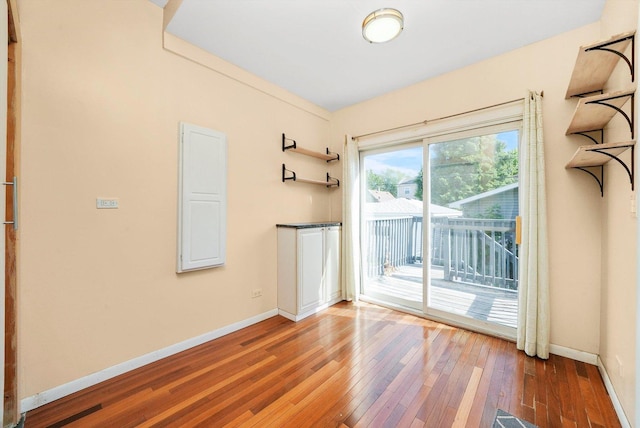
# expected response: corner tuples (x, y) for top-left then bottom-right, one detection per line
(3, 176), (17, 230)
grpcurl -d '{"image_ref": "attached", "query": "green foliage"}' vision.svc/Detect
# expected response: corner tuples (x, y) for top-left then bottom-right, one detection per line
(415, 168), (423, 201)
(364, 134), (517, 207)
(429, 135), (518, 206)
(366, 169), (406, 197)
(477, 204), (504, 219)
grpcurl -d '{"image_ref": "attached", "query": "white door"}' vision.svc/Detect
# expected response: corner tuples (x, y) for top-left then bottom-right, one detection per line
(298, 228), (324, 313)
(177, 123), (227, 272)
(324, 226), (341, 302)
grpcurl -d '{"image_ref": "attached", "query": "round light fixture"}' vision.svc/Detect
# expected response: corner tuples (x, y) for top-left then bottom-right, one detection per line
(362, 8), (404, 43)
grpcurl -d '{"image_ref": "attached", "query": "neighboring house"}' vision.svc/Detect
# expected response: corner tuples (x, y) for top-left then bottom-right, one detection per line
(448, 182), (518, 219)
(396, 176), (419, 200)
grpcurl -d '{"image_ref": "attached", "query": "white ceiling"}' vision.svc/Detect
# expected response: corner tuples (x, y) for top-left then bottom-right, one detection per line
(152, 0), (606, 111)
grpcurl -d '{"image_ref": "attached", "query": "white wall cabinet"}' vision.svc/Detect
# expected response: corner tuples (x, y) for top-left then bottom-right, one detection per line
(277, 224), (342, 321)
(177, 122), (227, 272)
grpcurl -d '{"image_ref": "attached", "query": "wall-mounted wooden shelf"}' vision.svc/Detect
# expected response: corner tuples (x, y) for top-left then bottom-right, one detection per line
(566, 141), (635, 168)
(565, 141), (635, 196)
(565, 89), (635, 137)
(565, 31), (635, 99)
(564, 30), (636, 198)
(282, 134), (339, 162)
(282, 164), (339, 188)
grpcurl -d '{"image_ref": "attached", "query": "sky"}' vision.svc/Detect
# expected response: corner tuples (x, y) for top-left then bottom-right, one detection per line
(364, 130), (519, 177)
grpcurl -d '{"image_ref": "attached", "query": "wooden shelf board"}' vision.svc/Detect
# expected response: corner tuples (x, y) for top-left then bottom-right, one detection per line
(289, 147), (338, 161)
(295, 177), (338, 187)
(565, 89), (634, 135)
(565, 141), (635, 168)
(565, 31), (635, 99)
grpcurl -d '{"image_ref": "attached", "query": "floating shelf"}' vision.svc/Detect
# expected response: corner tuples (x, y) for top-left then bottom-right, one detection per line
(565, 31), (635, 99)
(565, 141), (635, 196)
(282, 133), (339, 162)
(282, 164), (339, 188)
(565, 89), (635, 137)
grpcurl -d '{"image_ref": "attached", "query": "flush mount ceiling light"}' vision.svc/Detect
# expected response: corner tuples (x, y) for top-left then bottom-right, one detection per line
(362, 8), (404, 43)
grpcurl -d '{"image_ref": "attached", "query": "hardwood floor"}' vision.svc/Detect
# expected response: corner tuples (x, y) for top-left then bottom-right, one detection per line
(25, 302), (620, 427)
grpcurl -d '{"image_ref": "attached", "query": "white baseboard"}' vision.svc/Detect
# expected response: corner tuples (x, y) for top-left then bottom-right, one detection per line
(20, 309), (279, 413)
(597, 356), (631, 428)
(278, 298), (344, 322)
(549, 344), (598, 365)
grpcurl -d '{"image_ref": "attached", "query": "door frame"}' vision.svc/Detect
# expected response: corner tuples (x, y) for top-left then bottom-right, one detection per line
(4, 0), (19, 424)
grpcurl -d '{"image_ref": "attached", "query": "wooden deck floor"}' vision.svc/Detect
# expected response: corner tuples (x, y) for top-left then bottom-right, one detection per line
(24, 302), (621, 427)
(366, 264), (518, 328)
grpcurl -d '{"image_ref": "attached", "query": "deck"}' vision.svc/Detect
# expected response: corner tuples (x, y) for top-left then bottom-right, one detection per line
(365, 264), (518, 328)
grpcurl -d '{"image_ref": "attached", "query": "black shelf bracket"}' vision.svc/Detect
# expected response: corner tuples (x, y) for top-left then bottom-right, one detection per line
(327, 173), (340, 188)
(574, 129), (604, 145)
(326, 148), (340, 162)
(585, 33), (635, 82)
(585, 92), (635, 139)
(571, 144), (635, 197)
(282, 163), (296, 182)
(282, 133), (296, 151)
(575, 166), (605, 197)
(573, 90), (605, 98)
(587, 144), (635, 191)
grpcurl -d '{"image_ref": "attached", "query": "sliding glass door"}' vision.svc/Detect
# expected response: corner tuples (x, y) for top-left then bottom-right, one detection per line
(425, 130), (520, 331)
(360, 144), (424, 311)
(359, 127), (520, 334)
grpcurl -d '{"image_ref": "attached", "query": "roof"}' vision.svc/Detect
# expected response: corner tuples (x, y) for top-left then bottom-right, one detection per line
(365, 198), (462, 218)
(397, 177), (419, 185)
(448, 182), (518, 209)
(367, 189), (396, 202)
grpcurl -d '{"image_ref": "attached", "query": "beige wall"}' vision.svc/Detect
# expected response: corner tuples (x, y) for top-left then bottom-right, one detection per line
(17, 0), (338, 398)
(16, 0), (639, 422)
(599, 1), (639, 423)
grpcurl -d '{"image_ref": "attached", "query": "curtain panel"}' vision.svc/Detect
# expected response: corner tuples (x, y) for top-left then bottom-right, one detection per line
(342, 135), (361, 302)
(517, 91), (550, 359)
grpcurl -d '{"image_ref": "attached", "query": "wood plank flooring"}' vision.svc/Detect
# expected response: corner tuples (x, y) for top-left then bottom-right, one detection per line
(25, 302), (620, 427)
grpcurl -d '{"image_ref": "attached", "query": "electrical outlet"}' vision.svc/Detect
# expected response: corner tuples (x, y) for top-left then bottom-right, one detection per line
(251, 288), (262, 298)
(96, 198), (119, 209)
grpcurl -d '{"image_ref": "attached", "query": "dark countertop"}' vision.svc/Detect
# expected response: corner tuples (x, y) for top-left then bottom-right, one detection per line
(276, 222), (342, 229)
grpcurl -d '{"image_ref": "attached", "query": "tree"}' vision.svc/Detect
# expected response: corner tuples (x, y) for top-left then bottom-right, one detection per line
(429, 135), (518, 206)
(415, 168), (423, 201)
(366, 169), (406, 197)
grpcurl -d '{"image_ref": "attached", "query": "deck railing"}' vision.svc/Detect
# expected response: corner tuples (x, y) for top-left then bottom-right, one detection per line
(364, 216), (518, 291)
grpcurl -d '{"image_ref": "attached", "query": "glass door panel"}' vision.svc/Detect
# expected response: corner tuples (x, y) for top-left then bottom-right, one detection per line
(426, 130), (519, 329)
(361, 145), (424, 310)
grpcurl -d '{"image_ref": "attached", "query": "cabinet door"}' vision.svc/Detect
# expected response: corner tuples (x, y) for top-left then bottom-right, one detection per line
(324, 227), (341, 302)
(177, 122), (227, 272)
(298, 228), (324, 313)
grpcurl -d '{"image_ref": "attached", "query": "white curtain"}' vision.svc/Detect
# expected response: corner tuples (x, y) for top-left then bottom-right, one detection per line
(517, 91), (550, 359)
(342, 135), (361, 301)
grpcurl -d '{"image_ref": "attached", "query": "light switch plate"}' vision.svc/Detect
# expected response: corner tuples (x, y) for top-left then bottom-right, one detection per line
(96, 198), (119, 209)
